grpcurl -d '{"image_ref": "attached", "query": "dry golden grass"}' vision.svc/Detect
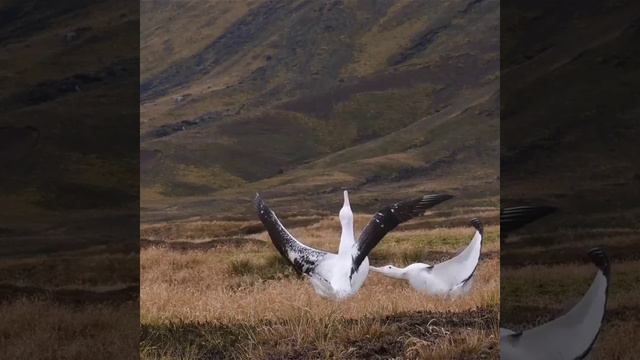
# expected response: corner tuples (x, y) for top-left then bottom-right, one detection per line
(0, 299), (138, 360)
(0, 250), (139, 359)
(141, 217), (499, 359)
(142, 248), (498, 324)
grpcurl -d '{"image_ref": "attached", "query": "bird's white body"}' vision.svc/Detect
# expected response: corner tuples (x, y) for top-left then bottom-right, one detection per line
(307, 191), (370, 300)
(371, 222), (482, 297)
(406, 263), (475, 296)
(283, 191), (369, 300)
(309, 255), (369, 300)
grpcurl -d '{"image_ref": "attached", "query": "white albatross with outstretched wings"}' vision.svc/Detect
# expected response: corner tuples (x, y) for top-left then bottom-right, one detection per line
(370, 218), (483, 296)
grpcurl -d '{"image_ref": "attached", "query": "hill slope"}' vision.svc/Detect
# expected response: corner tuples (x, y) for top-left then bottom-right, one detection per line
(1, 0), (139, 256)
(140, 0), (500, 222)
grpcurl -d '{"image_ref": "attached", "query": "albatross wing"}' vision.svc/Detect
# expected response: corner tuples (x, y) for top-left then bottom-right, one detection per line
(501, 247), (610, 360)
(431, 218), (484, 292)
(350, 194), (452, 276)
(501, 206), (556, 236)
(255, 194), (327, 275)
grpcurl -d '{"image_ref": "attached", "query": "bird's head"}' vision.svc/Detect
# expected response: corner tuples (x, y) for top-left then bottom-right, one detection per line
(370, 265), (406, 279)
(339, 190), (353, 225)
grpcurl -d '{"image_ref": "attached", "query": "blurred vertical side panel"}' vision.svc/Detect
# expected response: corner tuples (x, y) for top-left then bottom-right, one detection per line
(0, 0), (139, 358)
(501, 0), (640, 358)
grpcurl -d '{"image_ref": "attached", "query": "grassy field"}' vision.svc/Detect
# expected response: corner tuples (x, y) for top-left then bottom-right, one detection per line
(0, 299), (138, 360)
(140, 206), (499, 359)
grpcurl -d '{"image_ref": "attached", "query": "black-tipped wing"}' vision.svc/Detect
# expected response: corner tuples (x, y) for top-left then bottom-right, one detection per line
(470, 217), (484, 235)
(351, 194), (453, 276)
(255, 194), (327, 275)
(501, 206), (556, 237)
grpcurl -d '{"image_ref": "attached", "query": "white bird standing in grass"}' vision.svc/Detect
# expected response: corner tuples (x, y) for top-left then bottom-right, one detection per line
(370, 218), (483, 296)
(500, 248), (610, 360)
(255, 190), (452, 300)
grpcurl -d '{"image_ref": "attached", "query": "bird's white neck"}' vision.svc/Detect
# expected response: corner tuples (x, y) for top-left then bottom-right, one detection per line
(338, 190), (355, 257)
(371, 265), (408, 279)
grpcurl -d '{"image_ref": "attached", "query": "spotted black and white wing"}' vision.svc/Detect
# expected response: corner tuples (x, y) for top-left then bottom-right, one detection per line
(501, 206), (556, 237)
(501, 248), (610, 360)
(255, 194), (327, 276)
(350, 194), (453, 276)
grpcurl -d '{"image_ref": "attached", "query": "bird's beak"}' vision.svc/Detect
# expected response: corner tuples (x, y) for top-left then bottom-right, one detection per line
(369, 266), (381, 272)
(343, 190), (350, 208)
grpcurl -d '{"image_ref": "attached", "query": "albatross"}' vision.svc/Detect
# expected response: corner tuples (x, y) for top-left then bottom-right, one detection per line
(500, 247), (610, 360)
(255, 190), (452, 300)
(370, 218), (483, 296)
